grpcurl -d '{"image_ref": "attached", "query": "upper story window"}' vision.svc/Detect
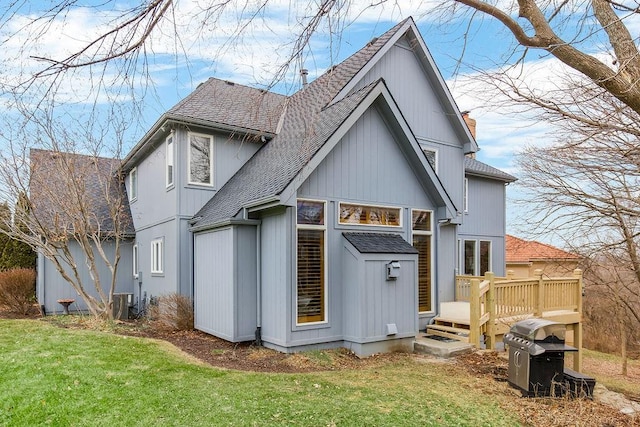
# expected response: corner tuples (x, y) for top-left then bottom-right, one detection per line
(423, 148), (438, 173)
(188, 132), (213, 186)
(166, 134), (174, 188)
(463, 177), (469, 213)
(129, 167), (138, 201)
(338, 202), (401, 227)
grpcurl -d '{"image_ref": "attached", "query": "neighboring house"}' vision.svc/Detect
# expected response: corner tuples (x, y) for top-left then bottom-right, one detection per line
(35, 18), (516, 356)
(31, 149), (135, 313)
(506, 234), (582, 278)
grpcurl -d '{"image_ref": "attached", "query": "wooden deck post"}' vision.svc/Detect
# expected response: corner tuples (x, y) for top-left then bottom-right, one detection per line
(469, 278), (480, 347)
(534, 269), (544, 317)
(485, 272), (496, 350)
(573, 269), (583, 372)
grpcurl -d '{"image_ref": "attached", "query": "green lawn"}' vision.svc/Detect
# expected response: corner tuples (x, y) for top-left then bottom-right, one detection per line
(0, 319), (520, 426)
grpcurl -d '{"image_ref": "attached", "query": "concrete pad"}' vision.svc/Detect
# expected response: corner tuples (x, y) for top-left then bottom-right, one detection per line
(413, 335), (474, 358)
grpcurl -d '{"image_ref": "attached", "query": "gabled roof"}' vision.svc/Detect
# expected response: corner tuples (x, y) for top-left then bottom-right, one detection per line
(30, 149), (134, 235)
(506, 235), (581, 263)
(465, 157), (517, 182)
(191, 19), (436, 230)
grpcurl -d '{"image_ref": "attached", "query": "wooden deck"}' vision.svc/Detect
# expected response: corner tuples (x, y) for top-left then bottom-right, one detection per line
(427, 269), (584, 372)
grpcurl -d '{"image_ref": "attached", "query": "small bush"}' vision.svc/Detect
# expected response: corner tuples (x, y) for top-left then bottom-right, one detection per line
(0, 268), (36, 315)
(148, 293), (194, 332)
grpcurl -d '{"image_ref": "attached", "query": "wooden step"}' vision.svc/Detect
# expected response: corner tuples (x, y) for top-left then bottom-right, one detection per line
(433, 317), (471, 329)
(425, 324), (470, 343)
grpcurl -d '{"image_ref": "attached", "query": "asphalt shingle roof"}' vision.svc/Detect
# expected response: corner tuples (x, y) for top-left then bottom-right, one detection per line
(465, 157), (517, 182)
(168, 78), (288, 135)
(191, 19), (410, 229)
(30, 149), (134, 235)
(343, 232), (418, 254)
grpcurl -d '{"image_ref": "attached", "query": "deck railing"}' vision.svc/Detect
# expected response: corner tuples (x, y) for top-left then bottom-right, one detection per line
(456, 269), (584, 371)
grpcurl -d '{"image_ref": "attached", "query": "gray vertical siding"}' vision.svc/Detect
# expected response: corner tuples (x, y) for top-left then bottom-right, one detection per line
(194, 226), (257, 342)
(38, 240), (134, 314)
(458, 175), (509, 276)
(258, 209), (291, 346)
(342, 243), (418, 343)
(351, 41), (466, 210)
(194, 227), (235, 340)
(135, 219), (177, 298)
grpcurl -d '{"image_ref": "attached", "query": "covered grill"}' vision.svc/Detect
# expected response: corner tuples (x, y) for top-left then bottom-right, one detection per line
(504, 318), (577, 397)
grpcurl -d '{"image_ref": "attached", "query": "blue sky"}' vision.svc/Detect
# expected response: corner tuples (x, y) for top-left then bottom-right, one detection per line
(2, 0), (626, 242)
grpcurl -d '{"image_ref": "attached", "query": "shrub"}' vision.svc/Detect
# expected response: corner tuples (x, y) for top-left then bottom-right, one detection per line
(148, 293), (194, 332)
(0, 268), (36, 315)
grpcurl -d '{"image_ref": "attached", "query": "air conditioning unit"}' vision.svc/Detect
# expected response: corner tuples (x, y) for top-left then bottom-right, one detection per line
(112, 293), (133, 320)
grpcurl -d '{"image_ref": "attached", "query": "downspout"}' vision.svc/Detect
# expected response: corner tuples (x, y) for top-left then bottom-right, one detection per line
(255, 223), (262, 346)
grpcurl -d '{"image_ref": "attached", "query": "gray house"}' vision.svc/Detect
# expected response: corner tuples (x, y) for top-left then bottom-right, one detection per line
(35, 18), (516, 356)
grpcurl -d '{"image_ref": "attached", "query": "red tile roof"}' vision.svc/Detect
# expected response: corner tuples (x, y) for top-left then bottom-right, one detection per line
(506, 235), (581, 263)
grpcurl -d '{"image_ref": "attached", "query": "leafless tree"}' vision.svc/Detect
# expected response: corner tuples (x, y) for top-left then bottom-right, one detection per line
(0, 100), (133, 319)
(2, 1), (639, 114)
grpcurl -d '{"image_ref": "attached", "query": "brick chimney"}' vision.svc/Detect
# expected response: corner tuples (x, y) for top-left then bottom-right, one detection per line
(461, 111), (476, 140)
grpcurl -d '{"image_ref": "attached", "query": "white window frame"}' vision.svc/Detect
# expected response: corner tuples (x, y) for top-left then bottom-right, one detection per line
(132, 244), (139, 278)
(337, 201), (402, 228)
(187, 132), (214, 186)
(463, 239), (476, 276)
(463, 177), (469, 213)
(411, 209), (434, 314)
(295, 199), (328, 326)
(129, 167), (138, 202)
(151, 238), (164, 275)
(422, 148), (438, 174)
(480, 240), (492, 276)
(166, 134), (174, 188)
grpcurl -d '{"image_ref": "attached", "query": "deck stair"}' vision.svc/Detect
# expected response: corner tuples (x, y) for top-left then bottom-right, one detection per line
(425, 301), (472, 343)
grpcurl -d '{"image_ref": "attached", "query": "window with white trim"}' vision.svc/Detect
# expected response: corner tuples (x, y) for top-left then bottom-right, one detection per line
(188, 132), (213, 185)
(166, 134), (174, 188)
(480, 240), (492, 276)
(423, 148), (438, 173)
(296, 199), (326, 324)
(464, 240), (476, 275)
(338, 202), (401, 227)
(132, 244), (139, 278)
(151, 238), (163, 274)
(129, 168), (138, 201)
(412, 210), (433, 313)
(463, 177), (469, 213)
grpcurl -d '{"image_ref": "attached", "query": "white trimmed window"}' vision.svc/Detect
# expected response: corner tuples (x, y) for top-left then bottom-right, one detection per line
(151, 238), (163, 274)
(132, 244), (139, 278)
(464, 239), (476, 275)
(188, 132), (213, 186)
(412, 210), (433, 313)
(480, 240), (492, 276)
(129, 168), (138, 201)
(296, 199), (327, 324)
(423, 148), (438, 173)
(166, 134), (174, 188)
(464, 178), (469, 213)
(338, 202), (401, 227)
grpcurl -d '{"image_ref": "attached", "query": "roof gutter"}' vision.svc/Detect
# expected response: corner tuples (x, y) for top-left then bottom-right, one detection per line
(189, 217), (261, 233)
